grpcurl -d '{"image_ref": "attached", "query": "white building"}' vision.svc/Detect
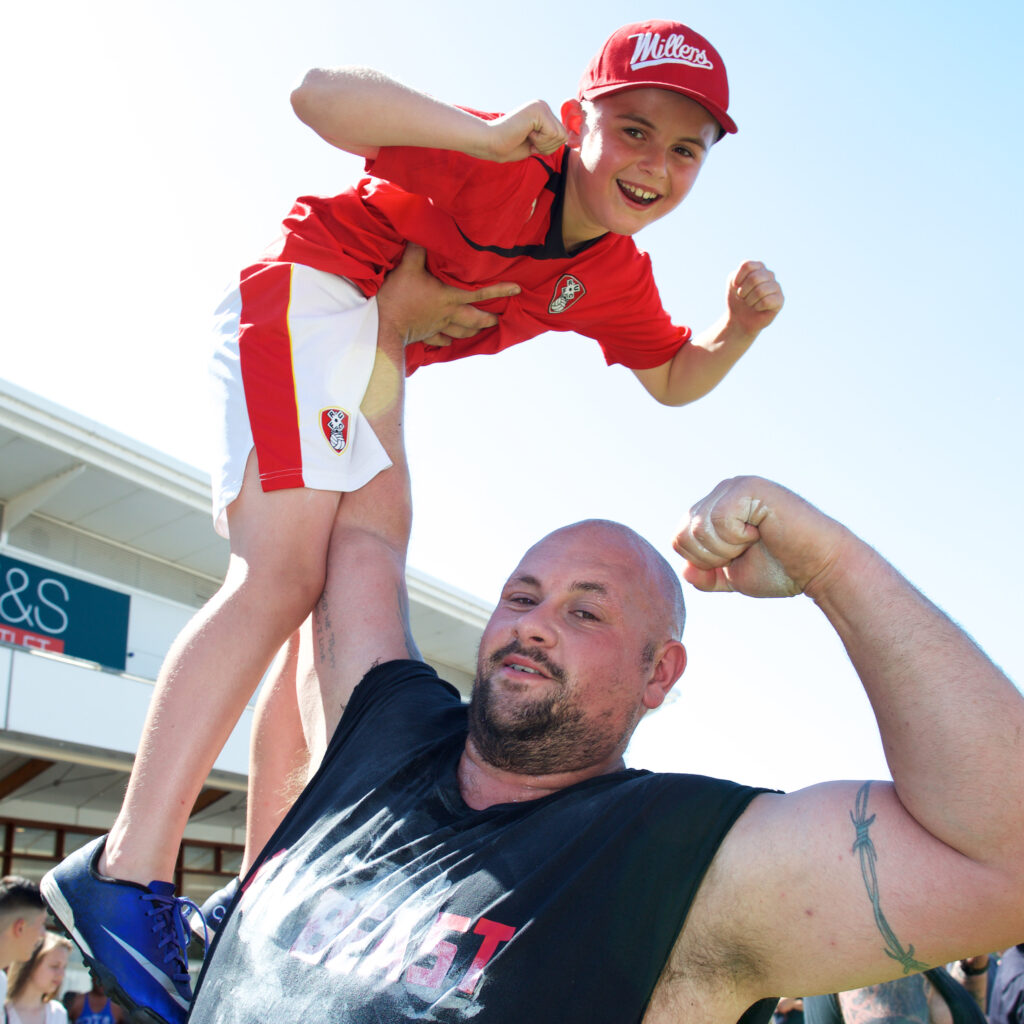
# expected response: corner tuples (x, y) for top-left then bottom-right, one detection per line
(0, 378), (487, 907)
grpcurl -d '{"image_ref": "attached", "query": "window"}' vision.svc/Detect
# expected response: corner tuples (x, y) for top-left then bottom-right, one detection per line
(0, 818), (242, 903)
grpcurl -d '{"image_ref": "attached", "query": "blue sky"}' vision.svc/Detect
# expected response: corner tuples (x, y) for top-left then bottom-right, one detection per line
(3, 0), (1021, 791)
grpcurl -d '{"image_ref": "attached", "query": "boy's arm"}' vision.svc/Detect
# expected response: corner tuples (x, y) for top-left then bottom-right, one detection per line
(667, 477), (1024, 1007)
(631, 260), (784, 406)
(291, 66), (566, 162)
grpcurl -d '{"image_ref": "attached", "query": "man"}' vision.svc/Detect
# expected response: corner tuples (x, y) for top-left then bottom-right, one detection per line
(0, 876), (47, 1003)
(178, 341), (1024, 1024)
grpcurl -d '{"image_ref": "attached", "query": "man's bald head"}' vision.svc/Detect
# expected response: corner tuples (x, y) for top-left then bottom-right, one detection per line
(471, 518), (688, 777)
(529, 519), (686, 644)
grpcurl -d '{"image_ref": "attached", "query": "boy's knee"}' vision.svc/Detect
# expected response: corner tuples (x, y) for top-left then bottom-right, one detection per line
(222, 550), (327, 624)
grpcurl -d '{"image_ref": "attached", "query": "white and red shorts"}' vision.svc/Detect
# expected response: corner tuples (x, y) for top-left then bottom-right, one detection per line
(208, 262), (391, 538)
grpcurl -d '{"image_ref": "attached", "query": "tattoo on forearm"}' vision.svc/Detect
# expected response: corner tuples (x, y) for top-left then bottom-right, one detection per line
(316, 592), (337, 671)
(850, 782), (927, 974)
(397, 581), (420, 660)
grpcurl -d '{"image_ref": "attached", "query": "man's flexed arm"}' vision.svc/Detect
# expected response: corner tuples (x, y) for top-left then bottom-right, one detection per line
(676, 476), (1024, 867)
(663, 477), (1024, 1009)
(291, 66), (566, 162)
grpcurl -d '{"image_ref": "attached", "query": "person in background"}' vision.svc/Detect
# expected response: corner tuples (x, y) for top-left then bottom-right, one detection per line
(990, 944), (1024, 1024)
(803, 956), (990, 1024)
(5, 931), (72, 1024)
(774, 997), (805, 1024)
(64, 972), (124, 1024)
(0, 877), (47, 1005)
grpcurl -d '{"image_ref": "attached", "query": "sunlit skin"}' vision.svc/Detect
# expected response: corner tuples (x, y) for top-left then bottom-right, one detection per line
(459, 522), (687, 808)
(16, 910), (47, 962)
(559, 88), (721, 250)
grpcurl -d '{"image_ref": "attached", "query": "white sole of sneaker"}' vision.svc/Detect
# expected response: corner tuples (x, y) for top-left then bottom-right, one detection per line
(41, 870), (96, 958)
(42, 870), (179, 1024)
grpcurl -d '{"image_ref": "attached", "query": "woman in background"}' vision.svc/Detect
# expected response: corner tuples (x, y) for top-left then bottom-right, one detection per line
(5, 931), (72, 1024)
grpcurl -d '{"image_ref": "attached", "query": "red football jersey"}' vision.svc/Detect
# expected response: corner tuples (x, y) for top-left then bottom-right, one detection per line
(265, 114), (690, 375)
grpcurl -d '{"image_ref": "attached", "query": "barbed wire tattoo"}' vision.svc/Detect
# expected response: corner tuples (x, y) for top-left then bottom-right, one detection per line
(850, 781), (928, 974)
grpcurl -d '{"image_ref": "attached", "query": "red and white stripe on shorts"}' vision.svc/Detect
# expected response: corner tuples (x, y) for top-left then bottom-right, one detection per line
(208, 262), (392, 539)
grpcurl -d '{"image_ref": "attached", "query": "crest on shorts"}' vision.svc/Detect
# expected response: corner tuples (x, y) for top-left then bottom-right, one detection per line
(320, 408), (350, 454)
(548, 274), (586, 315)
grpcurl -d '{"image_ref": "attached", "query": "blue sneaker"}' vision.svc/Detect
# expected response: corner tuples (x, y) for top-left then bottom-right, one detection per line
(41, 835), (194, 1024)
(189, 876), (239, 941)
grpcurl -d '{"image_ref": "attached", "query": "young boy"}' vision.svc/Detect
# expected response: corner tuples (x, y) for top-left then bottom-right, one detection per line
(0, 876), (47, 1004)
(42, 19), (784, 1024)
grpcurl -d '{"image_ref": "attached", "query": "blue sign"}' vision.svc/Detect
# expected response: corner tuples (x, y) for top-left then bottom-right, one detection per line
(0, 554), (130, 671)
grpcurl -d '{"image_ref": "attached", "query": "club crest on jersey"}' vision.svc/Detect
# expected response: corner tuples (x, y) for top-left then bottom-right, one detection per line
(320, 407), (350, 454)
(549, 274), (586, 314)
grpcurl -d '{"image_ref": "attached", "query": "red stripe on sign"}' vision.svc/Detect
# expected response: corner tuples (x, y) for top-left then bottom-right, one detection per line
(0, 623), (65, 653)
(238, 263), (305, 490)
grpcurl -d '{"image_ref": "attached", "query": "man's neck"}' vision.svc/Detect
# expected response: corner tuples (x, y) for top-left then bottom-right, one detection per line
(456, 737), (626, 811)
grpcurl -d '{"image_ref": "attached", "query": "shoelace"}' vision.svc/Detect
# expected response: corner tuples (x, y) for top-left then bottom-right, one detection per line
(142, 892), (206, 986)
(180, 896), (208, 955)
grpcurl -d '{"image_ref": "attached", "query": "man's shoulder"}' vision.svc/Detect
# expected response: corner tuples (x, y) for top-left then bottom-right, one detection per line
(349, 658), (461, 709)
(326, 658), (465, 763)
(618, 768), (770, 811)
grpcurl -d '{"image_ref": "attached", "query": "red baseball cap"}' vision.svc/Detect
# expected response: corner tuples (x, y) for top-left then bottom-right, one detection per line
(578, 20), (737, 136)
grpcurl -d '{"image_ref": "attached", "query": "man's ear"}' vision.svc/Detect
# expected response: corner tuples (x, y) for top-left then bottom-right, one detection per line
(642, 641), (687, 711)
(560, 98), (585, 149)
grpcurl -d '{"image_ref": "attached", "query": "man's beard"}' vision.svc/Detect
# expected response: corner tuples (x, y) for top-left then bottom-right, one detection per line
(467, 639), (625, 776)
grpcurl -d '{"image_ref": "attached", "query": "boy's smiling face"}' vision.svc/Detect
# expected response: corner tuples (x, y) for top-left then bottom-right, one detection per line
(560, 88), (720, 250)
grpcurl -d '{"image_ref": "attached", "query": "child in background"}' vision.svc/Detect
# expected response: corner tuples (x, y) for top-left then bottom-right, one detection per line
(5, 931), (72, 1024)
(0, 877), (47, 1005)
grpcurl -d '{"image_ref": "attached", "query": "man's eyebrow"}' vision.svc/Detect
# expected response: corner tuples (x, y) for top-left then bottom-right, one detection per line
(570, 580), (608, 596)
(508, 574), (541, 588)
(506, 575), (608, 596)
(617, 112), (709, 151)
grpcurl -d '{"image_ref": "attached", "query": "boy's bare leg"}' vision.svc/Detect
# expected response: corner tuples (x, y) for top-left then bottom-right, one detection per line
(236, 334), (410, 877)
(233, 246), (519, 879)
(102, 461), (341, 884)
